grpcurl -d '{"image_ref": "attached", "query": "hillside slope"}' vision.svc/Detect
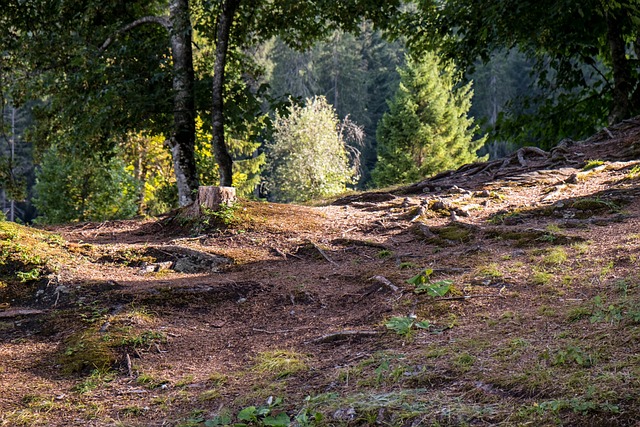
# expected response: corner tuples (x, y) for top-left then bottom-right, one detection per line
(1, 117), (640, 426)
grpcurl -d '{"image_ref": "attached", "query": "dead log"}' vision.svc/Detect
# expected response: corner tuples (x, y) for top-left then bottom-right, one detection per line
(185, 186), (236, 218)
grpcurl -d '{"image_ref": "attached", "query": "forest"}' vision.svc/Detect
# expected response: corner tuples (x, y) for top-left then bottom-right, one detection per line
(3, 2), (640, 426)
(1, 0), (638, 223)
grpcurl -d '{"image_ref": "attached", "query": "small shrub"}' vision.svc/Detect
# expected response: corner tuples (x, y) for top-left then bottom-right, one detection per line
(202, 203), (241, 227)
(265, 96), (357, 202)
(407, 269), (453, 296)
(385, 316), (431, 336)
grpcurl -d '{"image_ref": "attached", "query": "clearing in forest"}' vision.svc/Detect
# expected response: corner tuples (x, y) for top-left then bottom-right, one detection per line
(1, 119), (640, 426)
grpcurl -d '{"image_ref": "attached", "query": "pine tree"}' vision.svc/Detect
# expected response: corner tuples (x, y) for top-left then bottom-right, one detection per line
(372, 53), (486, 187)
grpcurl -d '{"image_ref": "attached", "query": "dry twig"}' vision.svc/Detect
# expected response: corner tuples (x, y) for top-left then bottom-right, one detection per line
(308, 240), (337, 265)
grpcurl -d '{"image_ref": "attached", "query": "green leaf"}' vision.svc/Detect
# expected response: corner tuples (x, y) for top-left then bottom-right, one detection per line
(204, 414), (232, 426)
(415, 280), (453, 297)
(415, 320), (431, 329)
(407, 268), (433, 286)
(256, 406), (271, 417)
(374, 359), (390, 375)
(262, 412), (291, 426)
(237, 406), (257, 421)
(385, 316), (414, 335)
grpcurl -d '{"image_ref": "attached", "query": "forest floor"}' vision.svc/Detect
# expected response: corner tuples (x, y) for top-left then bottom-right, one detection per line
(2, 118), (640, 426)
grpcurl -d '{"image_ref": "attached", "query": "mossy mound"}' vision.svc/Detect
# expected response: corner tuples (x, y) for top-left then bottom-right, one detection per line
(0, 222), (74, 304)
(486, 227), (583, 246)
(56, 329), (117, 375)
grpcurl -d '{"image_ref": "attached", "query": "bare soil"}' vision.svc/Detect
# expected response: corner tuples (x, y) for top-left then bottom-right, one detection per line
(2, 118), (640, 426)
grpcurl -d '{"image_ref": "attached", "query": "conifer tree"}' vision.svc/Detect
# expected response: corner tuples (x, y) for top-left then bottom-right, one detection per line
(372, 53), (486, 186)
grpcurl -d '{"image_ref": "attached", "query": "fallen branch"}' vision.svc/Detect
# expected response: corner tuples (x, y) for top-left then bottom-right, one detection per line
(252, 326), (312, 334)
(0, 308), (45, 318)
(331, 238), (388, 249)
(271, 247), (303, 260)
(170, 235), (208, 244)
(252, 328), (294, 334)
(311, 330), (380, 344)
(370, 275), (400, 292)
(308, 240), (338, 266)
(435, 294), (503, 301)
(125, 353), (134, 377)
(431, 267), (471, 274)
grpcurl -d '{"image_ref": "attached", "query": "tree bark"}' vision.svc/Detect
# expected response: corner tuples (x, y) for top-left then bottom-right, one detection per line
(211, 0), (240, 187)
(605, 10), (634, 125)
(167, 0), (199, 206)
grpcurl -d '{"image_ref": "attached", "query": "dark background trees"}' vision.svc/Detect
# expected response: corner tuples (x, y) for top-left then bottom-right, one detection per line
(397, 0), (640, 146)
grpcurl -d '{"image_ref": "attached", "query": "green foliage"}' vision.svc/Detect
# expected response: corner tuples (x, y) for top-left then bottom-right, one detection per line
(72, 368), (116, 394)
(266, 27), (405, 186)
(626, 165), (640, 179)
(58, 330), (116, 375)
(372, 52), (486, 186)
(265, 96), (356, 202)
(195, 117), (266, 198)
(543, 247), (568, 266)
(549, 346), (595, 367)
(119, 330), (166, 349)
(527, 398), (619, 416)
(376, 249), (392, 259)
(588, 294), (640, 325)
(201, 203), (241, 228)
(385, 316), (431, 336)
(121, 131), (177, 215)
(16, 269), (40, 283)
(34, 145), (138, 223)
(385, 316), (414, 336)
(407, 269), (453, 297)
(582, 159), (605, 171)
(205, 397), (290, 427)
(253, 350), (308, 378)
(0, 103), (33, 221)
(399, 0), (640, 146)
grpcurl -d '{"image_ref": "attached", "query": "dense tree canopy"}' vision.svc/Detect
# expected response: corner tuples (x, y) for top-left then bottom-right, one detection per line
(1, 0), (406, 210)
(396, 0), (640, 144)
(2, 0), (638, 223)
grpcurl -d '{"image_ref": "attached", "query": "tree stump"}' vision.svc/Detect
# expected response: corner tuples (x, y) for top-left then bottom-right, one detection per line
(186, 186), (236, 217)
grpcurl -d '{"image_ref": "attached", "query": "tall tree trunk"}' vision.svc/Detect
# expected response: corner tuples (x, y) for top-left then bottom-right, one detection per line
(633, 35), (640, 113)
(211, 0), (240, 187)
(167, 0), (199, 206)
(99, 3), (198, 206)
(606, 10), (633, 125)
